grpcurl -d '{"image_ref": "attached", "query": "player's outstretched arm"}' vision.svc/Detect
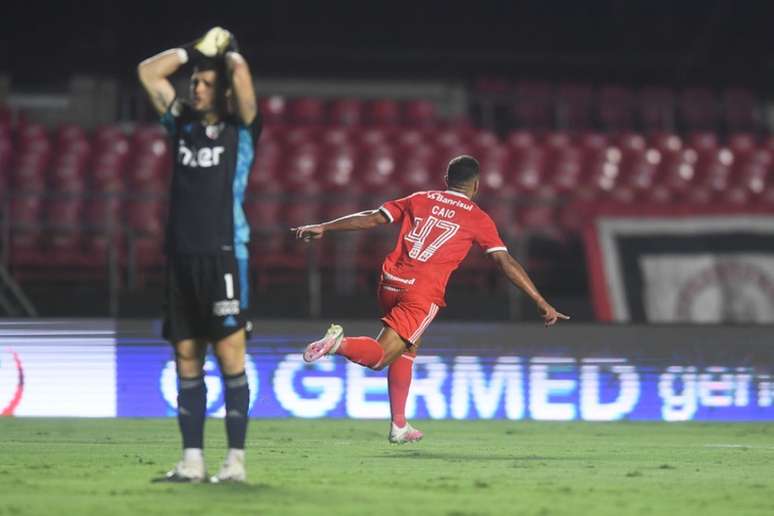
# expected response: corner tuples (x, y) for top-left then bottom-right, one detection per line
(292, 210), (389, 241)
(489, 251), (570, 326)
(225, 50), (258, 126)
(137, 49), (183, 115)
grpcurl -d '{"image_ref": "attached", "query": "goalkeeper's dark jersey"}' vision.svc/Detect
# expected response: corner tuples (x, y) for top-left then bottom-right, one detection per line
(160, 101), (262, 259)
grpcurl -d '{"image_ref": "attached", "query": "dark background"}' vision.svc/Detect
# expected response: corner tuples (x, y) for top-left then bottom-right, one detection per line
(3, 1), (774, 87)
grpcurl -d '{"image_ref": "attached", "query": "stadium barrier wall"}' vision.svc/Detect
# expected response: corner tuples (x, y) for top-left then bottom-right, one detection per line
(1, 319), (773, 421)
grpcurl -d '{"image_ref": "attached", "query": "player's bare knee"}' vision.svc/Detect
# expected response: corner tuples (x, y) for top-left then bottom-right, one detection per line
(215, 330), (246, 375)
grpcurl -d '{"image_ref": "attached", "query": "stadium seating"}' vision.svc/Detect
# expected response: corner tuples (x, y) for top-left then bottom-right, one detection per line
(2, 89), (773, 294)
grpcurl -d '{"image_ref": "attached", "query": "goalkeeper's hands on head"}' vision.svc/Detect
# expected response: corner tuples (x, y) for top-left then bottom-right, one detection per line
(182, 27), (236, 63)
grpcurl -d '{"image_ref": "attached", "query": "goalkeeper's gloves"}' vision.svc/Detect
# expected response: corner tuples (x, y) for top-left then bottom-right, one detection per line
(181, 27), (234, 63)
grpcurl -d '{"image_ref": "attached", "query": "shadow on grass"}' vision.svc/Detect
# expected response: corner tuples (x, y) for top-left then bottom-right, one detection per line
(149, 478), (279, 493)
(372, 451), (588, 461)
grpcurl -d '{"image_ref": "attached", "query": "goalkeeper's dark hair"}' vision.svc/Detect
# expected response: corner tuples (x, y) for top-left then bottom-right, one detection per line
(446, 155), (480, 186)
(193, 57), (227, 84)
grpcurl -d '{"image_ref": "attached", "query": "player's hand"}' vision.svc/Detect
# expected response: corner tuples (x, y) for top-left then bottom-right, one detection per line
(537, 301), (570, 327)
(194, 27), (234, 57)
(292, 225), (325, 242)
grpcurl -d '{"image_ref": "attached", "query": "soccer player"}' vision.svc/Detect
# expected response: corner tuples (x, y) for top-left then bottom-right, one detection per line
(138, 27), (260, 482)
(293, 155), (569, 443)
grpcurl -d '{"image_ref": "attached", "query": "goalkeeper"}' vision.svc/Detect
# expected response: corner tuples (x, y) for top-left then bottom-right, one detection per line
(138, 27), (261, 483)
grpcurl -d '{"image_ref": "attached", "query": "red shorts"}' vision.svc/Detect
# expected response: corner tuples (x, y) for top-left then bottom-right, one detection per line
(378, 283), (440, 346)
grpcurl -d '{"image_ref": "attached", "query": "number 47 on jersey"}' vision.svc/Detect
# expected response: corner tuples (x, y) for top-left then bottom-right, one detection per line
(405, 216), (460, 262)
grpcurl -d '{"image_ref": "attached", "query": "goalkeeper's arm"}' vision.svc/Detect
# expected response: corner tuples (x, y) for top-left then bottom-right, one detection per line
(137, 49), (183, 115)
(225, 51), (258, 126)
(137, 27), (234, 115)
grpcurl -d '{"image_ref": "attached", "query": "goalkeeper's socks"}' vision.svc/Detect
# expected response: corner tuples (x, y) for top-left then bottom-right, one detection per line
(388, 354), (414, 428)
(337, 336), (385, 369)
(223, 371), (250, 449)
(177, 375), (207, 449)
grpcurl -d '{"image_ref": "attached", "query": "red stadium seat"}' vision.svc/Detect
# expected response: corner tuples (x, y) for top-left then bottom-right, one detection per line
(283, 143), (321, 190)
(402, 100), (436, 128)
(549, 146), (583, 193)
(614, 132), (647, 153)
(577, 132), (609, 152)
(469, 130), (500, 152)
(47, 198), (84, 261)
(125, 196), (165, 271)
(732, 148), (771, 196)
(478, 146), (511, 189)
(505, 130), (537, 152)
(543, 132), (573, 149)
(12, 154), (48, 192)
(288, 98), (325, 125)
(56, 124), (87, 145)
(91, 152), (127, 193)
(695, 147), (734, 193)
(659, 147), (699, 195)
(358, 144), (398, 190)
(320, 127), (354, 147)
(249, 138), (282, 190)
(9, 194), (44, 264)
(364, 99), (401, 126)
(398, 152), (435, 192)
(284, 182), (323, 228)
(328, 99), (363, 126)
(508, 146), (547, 194)
(51, 143), (90, 194)
(393, 128), (427, 149)
(686, 132), (719, 154)
(727, 133), (757, 156)
(258, 96), (287, 124)
(648, 132), (682, 153)
(357, 127), (393, 148)
(320, 146), (357, 191)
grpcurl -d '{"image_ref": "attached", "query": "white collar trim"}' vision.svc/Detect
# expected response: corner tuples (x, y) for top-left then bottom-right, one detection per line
(444, 190), (470, 199)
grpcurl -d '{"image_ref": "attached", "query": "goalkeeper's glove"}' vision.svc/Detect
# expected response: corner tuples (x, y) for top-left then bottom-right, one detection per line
(182, 27), (234, 62)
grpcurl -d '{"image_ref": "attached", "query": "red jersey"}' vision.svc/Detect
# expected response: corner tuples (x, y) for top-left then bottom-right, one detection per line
(378, 190), (507, 306)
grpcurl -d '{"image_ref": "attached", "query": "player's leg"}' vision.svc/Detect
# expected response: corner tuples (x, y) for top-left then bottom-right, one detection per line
(158, 257), (209, 482)
(303, 284), (407, 369)
(161, 338), (209, 481)
(302, 323), (407, 369)
(388, 343), (424, 444)
(208, 253), (251, 482)
(211, 328), (249, 482)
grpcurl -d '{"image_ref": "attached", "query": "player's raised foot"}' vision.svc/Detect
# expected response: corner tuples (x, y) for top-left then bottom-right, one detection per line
(388, 422), (424, 444)
(210, 452), (246, 483)
(303, 324), (344, 363)
(155, 458), (207, 483)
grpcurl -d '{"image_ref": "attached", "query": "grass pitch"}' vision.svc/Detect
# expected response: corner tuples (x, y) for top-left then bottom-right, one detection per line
(1, 419), (773, 516)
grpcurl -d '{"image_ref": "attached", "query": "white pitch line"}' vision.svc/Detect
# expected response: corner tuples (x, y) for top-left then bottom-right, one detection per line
(703, 444), (774, 450)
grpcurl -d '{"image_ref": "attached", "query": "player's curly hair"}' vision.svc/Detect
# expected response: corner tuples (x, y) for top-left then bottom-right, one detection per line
(447, 155), (480, 186)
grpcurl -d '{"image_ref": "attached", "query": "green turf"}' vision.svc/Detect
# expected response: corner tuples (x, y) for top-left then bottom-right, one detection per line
(1, 419), (773, 516)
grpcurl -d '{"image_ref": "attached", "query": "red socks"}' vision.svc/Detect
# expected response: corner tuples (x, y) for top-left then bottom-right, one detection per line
(336, 336), (385, 369)
(388, 354), (414, 428)
(336, 338), (414, 427)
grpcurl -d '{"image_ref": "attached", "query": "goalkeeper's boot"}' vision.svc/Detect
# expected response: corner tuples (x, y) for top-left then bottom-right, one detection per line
(210, 451), (246, 483)
(303, 324), (344, 363)
(161, 456), (207, 483)
(389, 422), (424, 444)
